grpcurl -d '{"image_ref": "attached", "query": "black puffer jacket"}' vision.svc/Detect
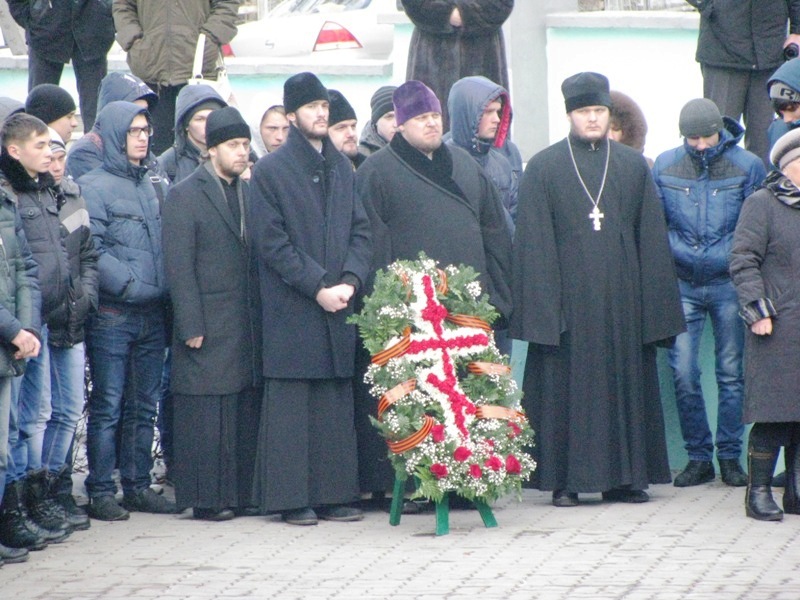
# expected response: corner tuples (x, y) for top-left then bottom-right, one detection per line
(7, 0), (115, 64)
(46, 177), (98, 347)
(0, 152), (69, 323)
(688, 0), (800, 71)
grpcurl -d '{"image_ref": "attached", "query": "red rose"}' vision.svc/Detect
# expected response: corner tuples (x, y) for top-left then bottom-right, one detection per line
(484, 455), (503, 471)
(453, 446), (472, 462)
(470, 464), (483, 478)
(507, 421), (522, 439)
(505, 454), (522, 474)
(431, 424), (445, 443)
(430, 463), (448, 479)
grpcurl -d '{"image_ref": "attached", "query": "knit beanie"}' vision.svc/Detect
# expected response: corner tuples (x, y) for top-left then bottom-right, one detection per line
(283, 72), (329, 114)
(678, 98), (723, 138)
(561, 72), (611, 113)
(393, 81), (442, 125)
(205, 106), (251, 149)
(48, 127), (66, 155)
(25, 84), (76, 125)
(328, 90), (357, 126)
(370, 85), (397, 123)
(771, 127), (800, 170)
(768, 58), (800, 103)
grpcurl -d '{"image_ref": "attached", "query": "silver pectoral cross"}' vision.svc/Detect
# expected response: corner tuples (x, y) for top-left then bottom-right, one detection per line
(589, 205), (604, 231)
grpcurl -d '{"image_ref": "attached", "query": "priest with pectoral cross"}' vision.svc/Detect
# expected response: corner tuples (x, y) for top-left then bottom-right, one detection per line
(510, 72), (685, 508)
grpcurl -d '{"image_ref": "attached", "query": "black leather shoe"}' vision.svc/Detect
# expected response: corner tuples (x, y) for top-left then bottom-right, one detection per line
(316, 505), (364, 522)
(282, 507), (318, 526)
(719, 459), (747, 487)
(0, 541), (28, 564)
(673, 460), (715, 487)
(602, 488), (649, 503)
(232, 506), (261, 517)
(193, 508), (235, 522)
(552, 490), (578, 507)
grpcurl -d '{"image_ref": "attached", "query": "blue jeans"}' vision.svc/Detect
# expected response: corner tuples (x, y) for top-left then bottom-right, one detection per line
(7, 325), (50, 483)
(668, 280), (745, 462)
(0, 378), (11, 505)
(85, 305), (165, 498)
(41, 342), (85, 475)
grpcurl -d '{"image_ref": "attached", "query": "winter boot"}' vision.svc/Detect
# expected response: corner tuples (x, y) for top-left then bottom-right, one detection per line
(24, 470), (72, 535)
(745, 444), (783, 521)
(782, 444), (800, 514)
(55, 492), (90, 531)
(0, 481), (47, 551)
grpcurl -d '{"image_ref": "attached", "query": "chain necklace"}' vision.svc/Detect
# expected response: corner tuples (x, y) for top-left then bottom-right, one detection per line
(567, 136), (610, 231)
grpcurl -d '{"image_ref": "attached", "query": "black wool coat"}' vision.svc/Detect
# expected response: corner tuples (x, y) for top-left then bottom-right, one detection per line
(249, 126), (372, 380)
(401, 0), (513, 129)
(162, 161), (261, 396)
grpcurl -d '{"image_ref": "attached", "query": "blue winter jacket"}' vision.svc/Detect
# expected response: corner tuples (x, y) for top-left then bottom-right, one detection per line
(652, 117), (766, 286)
(445, 75), (520, 235)
(77, 101), (168, 308)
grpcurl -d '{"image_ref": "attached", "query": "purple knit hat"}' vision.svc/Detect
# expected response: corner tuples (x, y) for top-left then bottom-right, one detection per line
(393, 81), (442, 125)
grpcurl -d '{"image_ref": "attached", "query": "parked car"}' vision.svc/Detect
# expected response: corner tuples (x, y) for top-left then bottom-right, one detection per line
(228, 0), (399, 60)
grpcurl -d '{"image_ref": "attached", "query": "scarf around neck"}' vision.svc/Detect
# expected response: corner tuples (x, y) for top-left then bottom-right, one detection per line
(765, 169), (800, 208)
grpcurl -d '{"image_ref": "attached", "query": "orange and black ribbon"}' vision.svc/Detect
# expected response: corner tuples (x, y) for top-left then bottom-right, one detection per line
(387, 415), (435, 454)
(467, 362), (512, 376)
(371, 327), (412, 365)
(377, 379), (417, 420)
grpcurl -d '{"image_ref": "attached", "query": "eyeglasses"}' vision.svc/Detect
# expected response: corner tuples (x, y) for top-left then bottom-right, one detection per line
(127, 125), (154, 138)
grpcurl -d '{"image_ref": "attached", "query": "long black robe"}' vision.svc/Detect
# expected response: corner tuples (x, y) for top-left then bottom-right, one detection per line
(510, 136), (685, 493)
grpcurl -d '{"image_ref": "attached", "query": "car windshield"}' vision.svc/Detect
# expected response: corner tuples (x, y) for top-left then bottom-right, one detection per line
(271, 0), (372, 16)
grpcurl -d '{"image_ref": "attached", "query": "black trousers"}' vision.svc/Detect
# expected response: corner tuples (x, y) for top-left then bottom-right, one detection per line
(28, 45), (107, 132)
(144, 83), (186, 156)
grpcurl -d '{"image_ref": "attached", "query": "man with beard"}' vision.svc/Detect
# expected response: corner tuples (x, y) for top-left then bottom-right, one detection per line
(511, 72), (685, 507)
(354, 80), (511, 504)
(249, 72), (371, 526)
(162, 107), (261, 521)
(327, 90), (365, 169)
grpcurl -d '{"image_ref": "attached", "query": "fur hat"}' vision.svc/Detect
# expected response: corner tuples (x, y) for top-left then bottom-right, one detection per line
(609, 90), (648, 152)
(25, 84), (76, 125)
(328, 90), (357, 126)
(771, 127), (800, 170)
(205, 106), (251, 149)
(561, 72), (612, 113)
(393, 81), (442, 125)
(283, 72), (329, 114)
(678, 98), (723, 138)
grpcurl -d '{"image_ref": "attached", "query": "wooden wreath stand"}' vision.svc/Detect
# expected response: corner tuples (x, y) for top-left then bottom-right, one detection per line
(388, 474), (497, 536)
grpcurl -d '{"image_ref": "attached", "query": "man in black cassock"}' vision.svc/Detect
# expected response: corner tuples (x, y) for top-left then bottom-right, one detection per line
(510, 72), (685, 507)
(249, 72), (372, 526)
(162, 107), (262, 522)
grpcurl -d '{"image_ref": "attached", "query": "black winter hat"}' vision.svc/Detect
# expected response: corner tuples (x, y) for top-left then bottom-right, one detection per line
(205, 106), (251, 149)
(561, 72), (611, 113)
(328, 89), (357, 126)
(25, 84), (76, 125)
(284, 72), (329, 114)
(370, 85), (397, 123)
(678, 98), (722, 138)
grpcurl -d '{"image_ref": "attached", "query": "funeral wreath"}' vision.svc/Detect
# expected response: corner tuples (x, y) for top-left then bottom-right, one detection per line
(350, 253), (535, 503)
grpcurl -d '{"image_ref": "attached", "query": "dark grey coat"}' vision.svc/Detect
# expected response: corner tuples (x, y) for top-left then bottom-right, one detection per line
(730, 187), (800, 423)
(249, 126), (372, 380)
(162, 161), (261, 396)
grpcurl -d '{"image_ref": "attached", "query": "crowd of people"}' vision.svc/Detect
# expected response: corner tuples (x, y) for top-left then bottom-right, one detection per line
(0, 0), (799, 572)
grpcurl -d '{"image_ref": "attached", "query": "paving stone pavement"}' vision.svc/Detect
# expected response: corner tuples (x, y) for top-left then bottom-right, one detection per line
(1, 480), (799, 600)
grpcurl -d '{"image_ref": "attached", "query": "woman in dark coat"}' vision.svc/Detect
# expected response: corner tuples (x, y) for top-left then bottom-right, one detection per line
(730, 128), (800, 522)
(401, 0), (513, 130)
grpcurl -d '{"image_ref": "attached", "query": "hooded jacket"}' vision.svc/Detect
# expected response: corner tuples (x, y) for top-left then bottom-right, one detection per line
(66, 72), (158, 181)
(77, 101), (168, 308)
(46, 176), (98, 347)
(8, 0), (115, 65)
(766, 58), (800, 152)
(689, 0), (800, 72)
(652, 117), (767, 286)
(113, 0), (239, 87)
(445, 75), (519, 233)
(358, 120), (389, 157)
(0, 154), (69, 322)
(158, 85), (226, 184)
